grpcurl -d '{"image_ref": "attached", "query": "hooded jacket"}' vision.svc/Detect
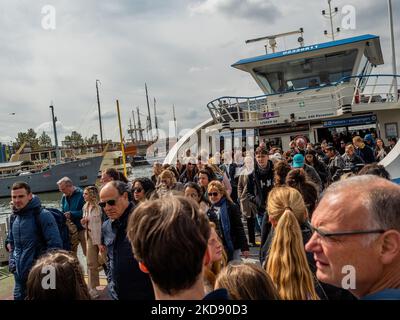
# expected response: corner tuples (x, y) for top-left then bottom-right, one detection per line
(8, 196), (63, 282)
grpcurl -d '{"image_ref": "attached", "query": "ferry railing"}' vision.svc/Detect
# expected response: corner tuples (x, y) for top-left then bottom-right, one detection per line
(336, 74), (400, 106)
(207, 74), (400, 124)
(207, 86), (341, 124)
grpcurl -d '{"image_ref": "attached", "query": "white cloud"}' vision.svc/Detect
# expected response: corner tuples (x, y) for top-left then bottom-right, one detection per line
(0, 0), (398, 148)
(189, 0), (281, 21)
(0, 136), (13, 144)
(189, 66), (210, 73)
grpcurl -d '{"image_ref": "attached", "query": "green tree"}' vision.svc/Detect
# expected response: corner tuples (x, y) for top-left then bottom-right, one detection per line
(64, 131), (84, 147)
(15, 128), (39, 149)
(38, 131), (52, 147)
(85, 134), (99, 146)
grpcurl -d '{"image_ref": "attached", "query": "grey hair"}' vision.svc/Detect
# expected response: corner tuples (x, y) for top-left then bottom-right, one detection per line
(57, 177), (73, 186)
(106, 180), (129, 196)
(323, 175), (400, 231)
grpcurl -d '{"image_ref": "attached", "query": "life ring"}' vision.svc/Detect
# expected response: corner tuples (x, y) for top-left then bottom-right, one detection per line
(354, 88), (360, 104)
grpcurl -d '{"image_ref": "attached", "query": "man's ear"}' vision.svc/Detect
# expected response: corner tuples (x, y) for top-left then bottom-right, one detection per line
(203, 248), (211, 266)
(380, 231), (400, 265)
(139, 261), (150, 274)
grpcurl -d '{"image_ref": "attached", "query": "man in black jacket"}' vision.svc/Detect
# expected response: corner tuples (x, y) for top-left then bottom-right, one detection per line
(238, 147), (274, 247)
(100, 181), (154, 300)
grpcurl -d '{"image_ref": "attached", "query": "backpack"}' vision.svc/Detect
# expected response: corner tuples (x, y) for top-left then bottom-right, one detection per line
(34, 207), (71, 251)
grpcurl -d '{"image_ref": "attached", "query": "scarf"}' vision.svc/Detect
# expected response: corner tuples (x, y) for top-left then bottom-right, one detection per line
(256, 161), (271, 177)
(212, 197), (234, 259)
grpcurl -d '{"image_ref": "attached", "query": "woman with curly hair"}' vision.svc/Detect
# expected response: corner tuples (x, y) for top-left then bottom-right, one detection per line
(132, 177), (156, 204)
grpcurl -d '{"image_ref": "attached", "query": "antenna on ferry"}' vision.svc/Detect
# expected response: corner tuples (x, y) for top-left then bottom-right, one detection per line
(322, 0), (340, 40)
(245, 28), (304, 54)
(388, 0), (398, 98)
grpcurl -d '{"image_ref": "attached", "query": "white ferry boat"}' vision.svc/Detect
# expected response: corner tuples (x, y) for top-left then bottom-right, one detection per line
(164, 33), (400, 182)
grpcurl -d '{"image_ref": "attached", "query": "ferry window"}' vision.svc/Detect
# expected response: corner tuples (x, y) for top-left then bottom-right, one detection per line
(40, 152), (49, 160)
(51, 151), (57, 159)
(31, 153), (40, 161)
(253, 49), (358, 93)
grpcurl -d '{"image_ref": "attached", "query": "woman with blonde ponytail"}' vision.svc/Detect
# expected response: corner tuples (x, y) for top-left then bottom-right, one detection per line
(262, 187), (355, 300)
(264, 186), (319, 300)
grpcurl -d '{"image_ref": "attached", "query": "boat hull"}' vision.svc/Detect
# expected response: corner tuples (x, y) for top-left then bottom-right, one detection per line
(0, 156), (103, 198)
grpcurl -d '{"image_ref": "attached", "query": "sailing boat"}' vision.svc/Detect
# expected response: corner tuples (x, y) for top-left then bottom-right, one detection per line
(125, 83), (158, 166)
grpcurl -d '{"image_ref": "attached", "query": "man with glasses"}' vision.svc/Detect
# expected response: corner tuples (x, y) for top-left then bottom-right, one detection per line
(100, 181), (154, 300)
(305, 176), (400, 300)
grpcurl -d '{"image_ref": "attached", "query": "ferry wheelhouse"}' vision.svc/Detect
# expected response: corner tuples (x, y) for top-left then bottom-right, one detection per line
(165, 34), (400, 180)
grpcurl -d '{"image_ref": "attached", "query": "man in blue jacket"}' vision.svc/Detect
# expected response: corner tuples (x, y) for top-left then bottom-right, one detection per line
(57, 177), (86, 255)
(100, 181), (154, 300)
(7, 182), (63, 300)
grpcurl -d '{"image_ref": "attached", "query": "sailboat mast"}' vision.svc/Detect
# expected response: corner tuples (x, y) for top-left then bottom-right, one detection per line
(145, 83), (153, 141)
(173, 104), (177, 138)
(129, 118), (134, 142)
(116, 100), (127, 177)
(153, 98), (159, 139)
(137, 107), (143, 141)
(132, 110), (138, 141)
(96, 80), (104, 150)
(49, 104), (60, 164)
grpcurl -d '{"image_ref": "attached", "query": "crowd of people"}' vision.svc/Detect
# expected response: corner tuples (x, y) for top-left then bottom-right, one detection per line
(4, 133), (400, 300)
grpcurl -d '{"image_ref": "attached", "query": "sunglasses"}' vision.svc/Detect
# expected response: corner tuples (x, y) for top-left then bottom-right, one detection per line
(98, 199), (117, 208)
(133, 188), (143, 193)
(208, 192), (219, 197)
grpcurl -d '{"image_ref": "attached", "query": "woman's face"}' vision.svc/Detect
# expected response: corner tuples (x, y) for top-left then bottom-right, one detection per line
(133, 182), (145, 202)
(198, 173), (209, 187)
(160, 177), (172, 188)
(346, 146), (354, 156)
(184, 187), (200, 203)
(376, 139), (383, 148)
(305, 154), (314, 164)
(208, 228), (223, 263)
(153, 164), (162, 175)
(83, 190), (90, 202)
(208, 188), (223, 204)
(244, 157), (254, 170)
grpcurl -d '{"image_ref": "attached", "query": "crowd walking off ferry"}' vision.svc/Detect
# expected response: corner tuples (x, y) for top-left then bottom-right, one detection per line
(1, 1), (400, 314)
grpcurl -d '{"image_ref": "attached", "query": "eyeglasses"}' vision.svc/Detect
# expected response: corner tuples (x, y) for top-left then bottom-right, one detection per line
(208, 192), (219, 197)
(133, 188), (143, 193)
(98, 199), (117, 208)
(309, 223), (386, 238)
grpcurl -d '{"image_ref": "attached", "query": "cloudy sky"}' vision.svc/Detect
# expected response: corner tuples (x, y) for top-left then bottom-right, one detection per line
(0, 0), (399, 145)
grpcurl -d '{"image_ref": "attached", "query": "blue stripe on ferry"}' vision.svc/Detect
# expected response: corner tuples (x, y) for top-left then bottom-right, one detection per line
(391, 177), (400, 185)
(232, 34), (379, 67)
